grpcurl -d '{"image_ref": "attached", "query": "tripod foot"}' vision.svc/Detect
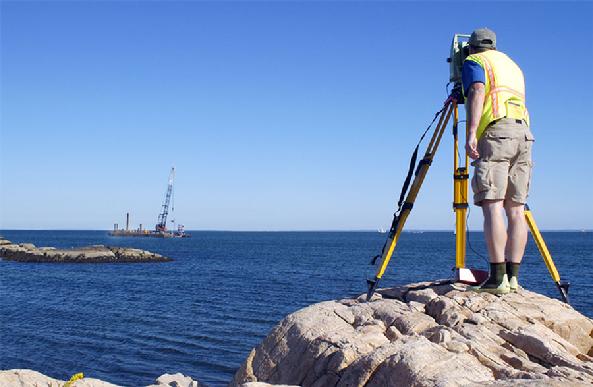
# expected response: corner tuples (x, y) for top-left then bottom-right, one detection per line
(366, 278), (380, 302)
(556, 281), (570, 304)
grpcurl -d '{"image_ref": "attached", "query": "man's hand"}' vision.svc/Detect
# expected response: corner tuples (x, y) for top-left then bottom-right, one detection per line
(466, 134), (480, 160)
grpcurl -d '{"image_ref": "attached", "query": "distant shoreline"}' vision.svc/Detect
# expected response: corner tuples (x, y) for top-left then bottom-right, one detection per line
(0, 229), (591, 233)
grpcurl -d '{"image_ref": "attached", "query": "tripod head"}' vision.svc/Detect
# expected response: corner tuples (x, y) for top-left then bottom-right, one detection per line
(447, 34), (471, 86)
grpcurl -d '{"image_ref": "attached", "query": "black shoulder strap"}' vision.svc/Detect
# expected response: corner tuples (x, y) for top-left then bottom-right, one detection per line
(394, 106), (445, 215)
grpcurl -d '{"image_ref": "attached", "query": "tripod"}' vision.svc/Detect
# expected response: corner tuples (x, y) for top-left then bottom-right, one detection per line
(366, 93), (569, 303)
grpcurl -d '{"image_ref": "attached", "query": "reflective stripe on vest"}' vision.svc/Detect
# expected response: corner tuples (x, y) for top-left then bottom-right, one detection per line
(463, 50), (529, 139)
(480, 55), (499, 118)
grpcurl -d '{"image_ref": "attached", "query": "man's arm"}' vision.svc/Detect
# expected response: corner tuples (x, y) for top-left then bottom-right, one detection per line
(465, 82), (485, 160)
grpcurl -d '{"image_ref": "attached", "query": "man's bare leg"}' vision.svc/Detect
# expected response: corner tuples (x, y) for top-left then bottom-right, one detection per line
(504, 200), (528, 264)
(475, 199), (510, 293)
(504, 200), (527, 291)
(482, 199), (506, 264)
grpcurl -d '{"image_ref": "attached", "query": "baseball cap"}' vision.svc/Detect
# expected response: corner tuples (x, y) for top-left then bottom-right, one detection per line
(469, 28), (496, 49)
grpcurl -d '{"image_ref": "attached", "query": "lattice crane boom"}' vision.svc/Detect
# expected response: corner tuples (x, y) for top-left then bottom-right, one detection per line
(156, 167), (175, 232)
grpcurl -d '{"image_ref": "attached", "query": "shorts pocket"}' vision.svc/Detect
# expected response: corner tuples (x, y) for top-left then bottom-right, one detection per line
(510, 160), (533, 202)
(480, 132), (515, 161)
(471, 160), (492, 194)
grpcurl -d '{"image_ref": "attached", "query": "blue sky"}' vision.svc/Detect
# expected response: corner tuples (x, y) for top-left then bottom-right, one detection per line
(1, 1), (592, 230)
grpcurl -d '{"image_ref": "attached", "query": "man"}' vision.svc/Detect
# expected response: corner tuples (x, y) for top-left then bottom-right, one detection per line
(462, 28), (534, 294)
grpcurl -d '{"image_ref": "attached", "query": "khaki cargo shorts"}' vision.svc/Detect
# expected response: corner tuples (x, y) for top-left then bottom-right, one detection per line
(471, 118), (535, 206)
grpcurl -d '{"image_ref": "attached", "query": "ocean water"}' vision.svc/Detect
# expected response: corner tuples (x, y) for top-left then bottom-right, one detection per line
(0, 230), (591, 386)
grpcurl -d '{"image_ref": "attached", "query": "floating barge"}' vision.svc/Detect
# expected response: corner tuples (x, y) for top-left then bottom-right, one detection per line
(109, 228), (189, 238)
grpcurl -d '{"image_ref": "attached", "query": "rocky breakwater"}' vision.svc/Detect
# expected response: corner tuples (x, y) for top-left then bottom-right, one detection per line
(0, 237), (171, 263)
(232, 281), (593, 386)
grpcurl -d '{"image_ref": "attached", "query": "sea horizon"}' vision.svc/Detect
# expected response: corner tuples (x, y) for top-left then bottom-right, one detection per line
(2, 228), (591, 233)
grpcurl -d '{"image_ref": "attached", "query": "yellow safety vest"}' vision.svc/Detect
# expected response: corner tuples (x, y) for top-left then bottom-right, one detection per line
(463, 50), (529, 139)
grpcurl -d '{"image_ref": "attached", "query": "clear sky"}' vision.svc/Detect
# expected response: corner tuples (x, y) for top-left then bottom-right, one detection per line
(1, 1), (592, 231)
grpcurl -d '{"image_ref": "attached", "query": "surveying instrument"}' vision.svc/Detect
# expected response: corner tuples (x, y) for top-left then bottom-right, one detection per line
(366, 34), (570, 303)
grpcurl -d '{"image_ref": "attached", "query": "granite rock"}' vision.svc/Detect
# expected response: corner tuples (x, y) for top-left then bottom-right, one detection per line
(0, 369), (120, 387)
(146, 372), (202, 387)
(231, 280), (593, 387)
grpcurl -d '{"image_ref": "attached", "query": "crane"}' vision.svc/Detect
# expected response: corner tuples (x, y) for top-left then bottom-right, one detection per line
(155, 167), (175, 232)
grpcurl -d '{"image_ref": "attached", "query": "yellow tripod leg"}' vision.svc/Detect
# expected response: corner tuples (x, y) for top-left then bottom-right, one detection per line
(452, 103), (468, 269)
(367, 103), (453, 300)
(524, 204), (569, 303)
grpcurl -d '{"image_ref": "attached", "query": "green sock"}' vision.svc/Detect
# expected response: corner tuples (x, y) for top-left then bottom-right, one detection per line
(484, 262), (506, 286)
(506, 262), (520, 278)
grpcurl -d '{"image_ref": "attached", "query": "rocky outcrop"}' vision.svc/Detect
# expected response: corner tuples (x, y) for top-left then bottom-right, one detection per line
(231, 280), (593, 386)
(0, 369), (119, 386)
(0, 237), (171, 263)
(0, 369), (201, 386)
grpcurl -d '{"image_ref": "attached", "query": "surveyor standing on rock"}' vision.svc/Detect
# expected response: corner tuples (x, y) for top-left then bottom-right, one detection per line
(463, 28), (534, 294)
